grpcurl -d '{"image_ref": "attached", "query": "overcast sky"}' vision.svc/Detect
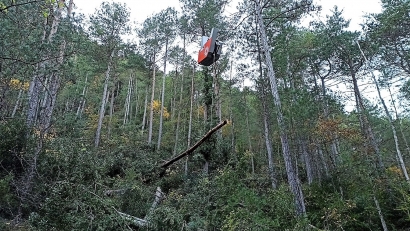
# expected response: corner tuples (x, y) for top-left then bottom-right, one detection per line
(75, 0), (382, 31)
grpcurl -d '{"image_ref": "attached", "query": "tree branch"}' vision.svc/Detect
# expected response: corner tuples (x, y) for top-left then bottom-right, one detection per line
(160, 120), (227, 170)
(0, 0), (43, 12)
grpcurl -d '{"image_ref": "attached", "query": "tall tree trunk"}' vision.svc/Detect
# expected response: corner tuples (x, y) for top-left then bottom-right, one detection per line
(174, 36), (187, 156)
(186, 65), (195, 175)
(76, 74), (88, 118)
(318, 144), (329, 177)
(11, 89), (22, 118)
(263, 96), (276, 188)
(95, 50), (114, 147)
(301, 138), (314, 184)
(173, 70), (184, 156)
(228, 61), (236, 162)
(357, 42), (408, 180)
(170, 58), (178, 122)
(148, 53), (157, 145)
(108, 88), (115, 140)
(388, 83), (410, 158)
(157, 39), (168, 150)
(255, 1), (306, 216)
(39, 0), (73, 134)
(134, 74), (139, 120)
(350, 65), (383, 170)
(213, 66), (222, 124)
(244, 87), (255, 175)
(142, 86), (148, 131)
(256, 23), (276, 188)
(123, 73), (132, 125)
(26, 18), (47, 129)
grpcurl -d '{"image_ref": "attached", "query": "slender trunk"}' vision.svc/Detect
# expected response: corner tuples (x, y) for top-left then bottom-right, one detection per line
(374, 195), (389, 231)
(213, 66), (222, 123)
(39, 0), (72, 134)
(134, 74), (139, 120)
(388, 83), (410, 158)
(186, 65), (195, 175)
(76, 74), (88, 117)
(256, 24), (275, 188)
(351, 66), (383, 170)
(11, 89), (23, 118)
(171, 60), (178, 122)
(244, 88), (254, 175)
(318, 144), (329, 177)
(123, 74), (132, 125)
(142, 86), (148, 131)
(174, 36), (187, 156)
(320, 76), (340, 165)
(173, 74), (184, 156)
(255, 1), (306, 216)
(263, 98), (276, 188)
(157, 39), (168, 150)
(79, 87), (88, 119)
(95, 50), (114, 147)
(108, 88), (115, 140)
(301, 139), (313, 184)
(148, 54), (156, 145)
(357, 42), (409, 181)
(26, 16), (48, 128)
(228, 61), (236, 161)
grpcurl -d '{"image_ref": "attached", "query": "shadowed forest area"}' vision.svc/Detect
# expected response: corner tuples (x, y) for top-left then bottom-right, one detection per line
(1, 0), (410, 230)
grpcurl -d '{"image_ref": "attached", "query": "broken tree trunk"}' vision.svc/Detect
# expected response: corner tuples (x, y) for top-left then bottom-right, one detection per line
(118, 187), (164, 227)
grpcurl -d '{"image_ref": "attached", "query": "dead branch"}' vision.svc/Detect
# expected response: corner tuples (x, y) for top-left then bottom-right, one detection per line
(160, 120), (227, 170)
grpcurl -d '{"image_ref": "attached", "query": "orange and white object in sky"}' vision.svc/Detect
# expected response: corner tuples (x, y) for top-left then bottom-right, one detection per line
(197, 28), (222, 66)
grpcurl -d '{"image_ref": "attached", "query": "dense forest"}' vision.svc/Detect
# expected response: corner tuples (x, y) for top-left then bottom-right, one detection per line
(1, 0), (410, 230)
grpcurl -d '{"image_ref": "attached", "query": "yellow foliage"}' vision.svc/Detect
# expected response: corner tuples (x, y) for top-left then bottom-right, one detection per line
(163, 110), (170, 119)
(151, 100), (161, 111)
(387, 165), (404, 177)
(151, 100), (170, 119)
(9, 79), (29, 91)
(197, 105), (205, 117)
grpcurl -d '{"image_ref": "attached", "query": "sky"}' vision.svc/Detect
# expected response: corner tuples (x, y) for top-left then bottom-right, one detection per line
(74, 0), (383, 30)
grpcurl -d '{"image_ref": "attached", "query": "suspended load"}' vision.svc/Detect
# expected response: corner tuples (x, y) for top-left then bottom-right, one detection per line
(197, 28), (222, 66)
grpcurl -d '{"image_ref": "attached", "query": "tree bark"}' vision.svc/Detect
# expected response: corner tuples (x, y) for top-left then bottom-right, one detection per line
(123, 73), (132, 125)
(95, 50), (114, 147)
(148, 53), (157, 145)
(174, 37), (187, 156)
(76, 74), (88, 118)
(142, 86), (148, 131)
(157, 39), (168, 150)
(11, 89), (22, 118)
(350, 65), (383, 170)
(186, 65), (195, 175)
(374, 195), (389, 231)
(255, 0), (306, 216)
(108, 87), (115, 140)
